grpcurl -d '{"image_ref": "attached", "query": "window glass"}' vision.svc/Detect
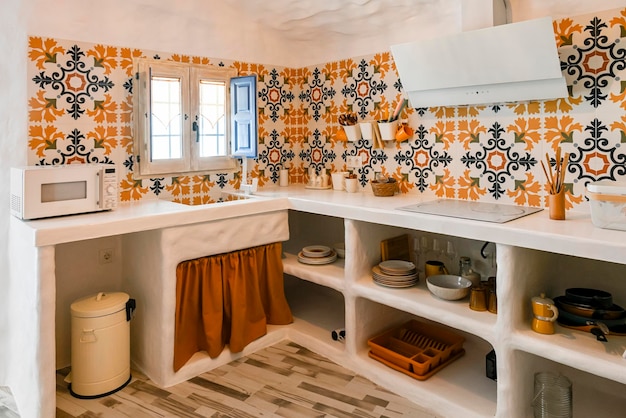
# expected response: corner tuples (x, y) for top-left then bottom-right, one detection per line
(198, 80), (226, 158)
(151, 76), (183, 160)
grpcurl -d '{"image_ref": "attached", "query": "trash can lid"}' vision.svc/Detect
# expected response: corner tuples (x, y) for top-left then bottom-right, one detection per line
(71, 292), (130, 318)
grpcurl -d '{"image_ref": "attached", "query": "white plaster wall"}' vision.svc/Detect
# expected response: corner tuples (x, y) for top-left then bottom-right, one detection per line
(0, 0), (28, 389)
(55, 237), (124, 368)
(27, 0), (298, 67)
(509, 0), (626, 21)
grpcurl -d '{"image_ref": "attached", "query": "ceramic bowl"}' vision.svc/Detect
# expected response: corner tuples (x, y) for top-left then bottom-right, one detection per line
(333, 242), (345, 258)
(426, 274), (472, 301)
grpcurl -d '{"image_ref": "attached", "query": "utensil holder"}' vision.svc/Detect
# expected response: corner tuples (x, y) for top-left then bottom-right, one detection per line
(377, 121), (399, 141)
(359, 122), (374, 140)
(343, 124), (361, 142)
(548, 190), (565, 220)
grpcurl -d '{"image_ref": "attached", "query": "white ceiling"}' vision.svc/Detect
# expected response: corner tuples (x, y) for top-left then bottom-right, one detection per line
(26, 0), (626, 68)
(219, 0), (462, 65)
(214, 0), (625, 66)
(221, 0), (459, 42)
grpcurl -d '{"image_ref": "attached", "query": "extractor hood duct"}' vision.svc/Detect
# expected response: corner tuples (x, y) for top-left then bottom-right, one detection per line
(390, 17), (567, 107)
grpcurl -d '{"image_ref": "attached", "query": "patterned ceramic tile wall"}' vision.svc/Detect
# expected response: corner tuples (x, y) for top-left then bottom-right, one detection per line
(27, 7), (626, 209)
(26, 41), (298, 204)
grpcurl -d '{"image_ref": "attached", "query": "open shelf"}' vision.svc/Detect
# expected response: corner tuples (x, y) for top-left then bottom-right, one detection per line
(283, 274), (345, 347)
(353, 297), (497, 418)
(282, 252), (345, 291)
(512, 327), (626, 386)
(353, 276), (497, 344)
(284, 211), (345, 256)
(512, 350), (626, 418)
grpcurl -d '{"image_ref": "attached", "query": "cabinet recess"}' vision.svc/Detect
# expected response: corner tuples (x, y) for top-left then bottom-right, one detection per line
(284, 209), (626, 417)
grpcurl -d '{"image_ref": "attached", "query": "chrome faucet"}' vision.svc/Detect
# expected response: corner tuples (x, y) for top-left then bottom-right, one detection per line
(239, 158), (257, 195)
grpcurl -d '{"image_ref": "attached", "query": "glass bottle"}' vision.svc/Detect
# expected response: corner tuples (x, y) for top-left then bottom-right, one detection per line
(459, 256), (472, 276)
(459, 256), (481, 287)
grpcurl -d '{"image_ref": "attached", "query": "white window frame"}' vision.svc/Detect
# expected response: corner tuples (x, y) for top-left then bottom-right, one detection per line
(133, 58), (239, 178)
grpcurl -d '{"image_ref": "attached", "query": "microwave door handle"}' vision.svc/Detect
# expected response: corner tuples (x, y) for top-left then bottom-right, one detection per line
(96, 171), (101, 206)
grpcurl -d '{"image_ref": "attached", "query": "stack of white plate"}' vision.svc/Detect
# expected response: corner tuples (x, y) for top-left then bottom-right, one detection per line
(298, 245), (337, 265)
(372, 260), (418, 288)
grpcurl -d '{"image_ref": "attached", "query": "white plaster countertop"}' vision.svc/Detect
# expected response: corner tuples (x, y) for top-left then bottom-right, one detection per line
(12, 195), (290, 247)
(256, 185), (626, 266)
(12, 184), (626, 265)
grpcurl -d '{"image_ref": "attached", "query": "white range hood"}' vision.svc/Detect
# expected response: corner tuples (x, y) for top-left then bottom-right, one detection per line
(390, 16), (568, 107)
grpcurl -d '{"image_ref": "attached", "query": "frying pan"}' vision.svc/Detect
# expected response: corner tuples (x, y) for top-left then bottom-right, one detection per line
(557, 308), (626, 336)
(554, 296), (625, 320)
(565, 288), (613, 309)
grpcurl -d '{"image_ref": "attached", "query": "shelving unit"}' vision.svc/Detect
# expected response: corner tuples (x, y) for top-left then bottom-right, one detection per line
(282, 211), (499, 417)
(21, 188), (626, 418)
(281, 208), (626, 418)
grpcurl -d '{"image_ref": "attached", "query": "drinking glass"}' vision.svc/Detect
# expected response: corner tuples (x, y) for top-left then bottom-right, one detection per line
(532, 372), (572, 418)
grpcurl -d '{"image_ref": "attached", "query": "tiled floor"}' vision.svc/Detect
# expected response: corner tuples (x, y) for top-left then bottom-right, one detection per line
(55, 340), (437, 417)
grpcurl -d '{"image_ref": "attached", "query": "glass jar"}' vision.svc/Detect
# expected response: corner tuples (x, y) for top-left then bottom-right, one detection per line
(459, 256), (472, 276)
(459, 256), (481, 287)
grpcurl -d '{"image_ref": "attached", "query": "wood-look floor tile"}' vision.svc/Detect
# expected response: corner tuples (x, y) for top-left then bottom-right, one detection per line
(274, 402), (326, 418)
(56, 340), (437, 418)
(298, 381), (381, 412)
(188, 376), (251, 402)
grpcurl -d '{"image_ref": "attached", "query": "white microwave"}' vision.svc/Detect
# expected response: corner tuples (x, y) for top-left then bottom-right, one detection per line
(10, 164), (118, 220)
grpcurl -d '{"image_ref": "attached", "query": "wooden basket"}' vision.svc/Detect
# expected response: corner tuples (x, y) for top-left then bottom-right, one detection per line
(371, 180), (398, 197)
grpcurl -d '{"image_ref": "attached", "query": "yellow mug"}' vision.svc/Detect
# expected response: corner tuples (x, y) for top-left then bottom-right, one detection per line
(395, 123), (414, 142)
(425, 260), (448, 278)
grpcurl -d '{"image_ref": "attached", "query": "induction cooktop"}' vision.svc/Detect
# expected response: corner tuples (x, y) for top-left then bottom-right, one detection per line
(397, 199), (543, 223)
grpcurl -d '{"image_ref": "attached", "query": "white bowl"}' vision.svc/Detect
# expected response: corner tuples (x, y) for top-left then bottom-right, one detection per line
(333, 242), (345, 258)
(426, 274), (472, 301)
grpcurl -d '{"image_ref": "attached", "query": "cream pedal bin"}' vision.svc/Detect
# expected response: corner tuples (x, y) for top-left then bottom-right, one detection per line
(67, 292), (136, 398)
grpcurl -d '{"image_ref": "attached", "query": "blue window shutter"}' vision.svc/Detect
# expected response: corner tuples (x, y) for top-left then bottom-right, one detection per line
(230, 75), (258, 158)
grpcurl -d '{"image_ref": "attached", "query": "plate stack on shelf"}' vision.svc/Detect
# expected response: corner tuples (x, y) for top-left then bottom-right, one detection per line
(372, 260), (418, 288)
(297, 245), (337, 265)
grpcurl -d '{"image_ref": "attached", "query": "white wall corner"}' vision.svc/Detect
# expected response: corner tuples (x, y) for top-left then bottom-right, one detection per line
(461, 0), (510, 31)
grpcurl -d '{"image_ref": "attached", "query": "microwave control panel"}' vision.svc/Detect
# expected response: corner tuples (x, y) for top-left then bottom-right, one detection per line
(100, 167), (118, 209)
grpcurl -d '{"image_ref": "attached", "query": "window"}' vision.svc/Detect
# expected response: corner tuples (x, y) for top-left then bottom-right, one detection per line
(133, 58), (257, 177)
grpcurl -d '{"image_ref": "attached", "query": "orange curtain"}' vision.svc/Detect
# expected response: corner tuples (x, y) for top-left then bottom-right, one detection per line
(174, 242), (293, 371)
